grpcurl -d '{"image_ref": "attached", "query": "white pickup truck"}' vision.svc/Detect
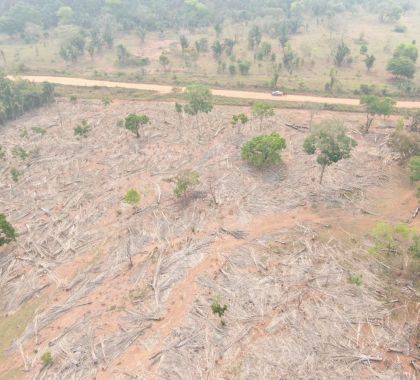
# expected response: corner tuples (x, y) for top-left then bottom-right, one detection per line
(271, 90), (284, 96)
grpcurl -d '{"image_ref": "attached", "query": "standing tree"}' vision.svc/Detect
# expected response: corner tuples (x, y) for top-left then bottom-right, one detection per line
(334, 41), (351, 67)
(364, 54), (376, 72)
(180, 35), (189, 54)
(183, 84), (213, 128)
(248, 25), (262, 51)
(222, 38), (236, 56)
(303, 119), (357, 184)
(57, 6), (74, 24)
(116, 44), (129, 65)
(387, 42), (418, 80)
(360, 95), (396, 133)
(238, 61), (251, 75)
(0, 213), (16, 246)
(387, 56), (416, 80)
(159, 54), (171, 72)
(283, 44), (300, 74)
(211, 41), (223, 62)
(241, 133), (286, 168)
(252, 102), (274, 130)
(121, 114), (150, 138)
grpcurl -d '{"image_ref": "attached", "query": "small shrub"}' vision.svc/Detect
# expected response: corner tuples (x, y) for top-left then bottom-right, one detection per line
(349, 274), (362, 286)
(211, 300), (227, 317)
(12, 146), (29, 161)
(10, 168), (20, 182)
(231, 113), (249, 132)
(74, 120), (91, 138)
(0, 146), (5, 159)
(69, 95), (78, 104)
(175, 102), (183, 113)
(41, 352), (53, 367)
(102, 97), (112, 106)
(0, 213), (16, 246)
(174, 170), (200, 198)
(124, 189), (141, 205)
(32, 127), (47, 136)
(389, 129), (420, 160)
(394, 24), (407, 33)
(241, 133), (286, 168)
(20, 128), (29, 138)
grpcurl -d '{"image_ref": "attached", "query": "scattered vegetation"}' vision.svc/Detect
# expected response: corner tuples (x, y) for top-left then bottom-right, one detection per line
(32, 127), (47, 135)
(74, 120), (91, 138)
(10, 168), (20, 182)
(231, 113), (249, 133)
(174, 170), (200, 198)
(12, 146), (29, 161)
(211, 299), (228, 318)
(349, 274), (363, 286)
(370, 222), (420, 270)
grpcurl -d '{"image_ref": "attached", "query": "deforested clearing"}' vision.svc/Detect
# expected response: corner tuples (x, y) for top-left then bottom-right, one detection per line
(0, 99), (418, 379)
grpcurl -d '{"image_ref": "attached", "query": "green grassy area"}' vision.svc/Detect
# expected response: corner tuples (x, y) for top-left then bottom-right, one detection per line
(0, 297), (45, 358)
(54, 84), (416, 117)
(0, 296), (46, 380)
(54, 84), (158, 101)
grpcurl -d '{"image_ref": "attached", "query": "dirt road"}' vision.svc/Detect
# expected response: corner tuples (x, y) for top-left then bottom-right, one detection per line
(8, 75), (420, 109)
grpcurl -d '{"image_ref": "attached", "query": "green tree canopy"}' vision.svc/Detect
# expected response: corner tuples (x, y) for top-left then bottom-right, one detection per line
(303, 119), (357, 184)
(183, 84), (213, 116)
(121, 114), (150, 138)
(387, 42), (418, 79)
(57, 6), (74, 24)
(241, 133), (286, 168)
(394, 42), (418, 63)
(387, 55), (416, 79)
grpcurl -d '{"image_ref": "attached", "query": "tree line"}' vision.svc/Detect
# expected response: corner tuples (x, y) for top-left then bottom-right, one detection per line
(0, 73), (54, 124)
